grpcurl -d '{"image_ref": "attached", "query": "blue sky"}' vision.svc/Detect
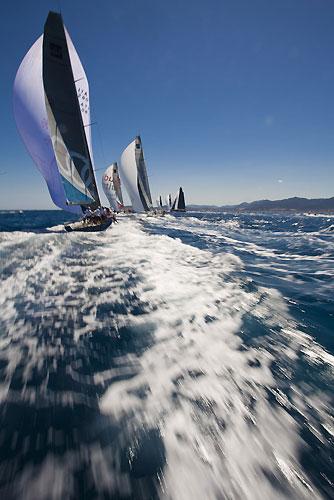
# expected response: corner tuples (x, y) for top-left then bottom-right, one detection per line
(1, 0), (334, 208)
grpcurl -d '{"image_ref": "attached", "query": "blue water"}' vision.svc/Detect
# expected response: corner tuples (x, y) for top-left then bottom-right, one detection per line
(0, 210), (333, 499)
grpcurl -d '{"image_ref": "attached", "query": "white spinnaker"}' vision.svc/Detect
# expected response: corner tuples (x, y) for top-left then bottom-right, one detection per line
(102, 165), (119, 211)
(12, 35), (81, 214)
(119, 139), (146, 212)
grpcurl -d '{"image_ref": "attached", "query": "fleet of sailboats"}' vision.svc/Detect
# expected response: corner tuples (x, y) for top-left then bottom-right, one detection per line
(13, 11), (186, 229)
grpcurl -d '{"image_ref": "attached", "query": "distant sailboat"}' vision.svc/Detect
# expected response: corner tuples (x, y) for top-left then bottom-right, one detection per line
(102, 163), (124, 211)
(155, 196), (163, 210)
(166, 194), (172, 211)
(118, 136), (153, 212)
(171, 187), (186, 212)
(13, 11), (111, 232)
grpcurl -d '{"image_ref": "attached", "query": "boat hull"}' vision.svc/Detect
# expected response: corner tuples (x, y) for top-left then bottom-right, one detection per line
(147, 210), (166, 217)
(64, 218), (113, 232)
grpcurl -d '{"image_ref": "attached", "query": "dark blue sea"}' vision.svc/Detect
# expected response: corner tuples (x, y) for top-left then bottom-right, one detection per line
(0, 209), (333, 500)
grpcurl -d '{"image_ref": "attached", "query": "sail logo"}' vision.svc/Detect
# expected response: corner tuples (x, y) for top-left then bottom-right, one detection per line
(103, 175), (113, 183)
(41, 117), (49, 131)
(77, 87), (89, 115)
(49, 122), (94, 199)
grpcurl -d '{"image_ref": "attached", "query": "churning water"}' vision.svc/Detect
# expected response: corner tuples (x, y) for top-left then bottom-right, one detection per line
(0, 210), (333, 499)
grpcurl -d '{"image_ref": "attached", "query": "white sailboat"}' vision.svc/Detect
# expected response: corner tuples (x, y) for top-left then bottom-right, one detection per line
(118, 136), (153, 213)
(13, 11), (111, 232)
(171, 187), (186, 212)
(166, 194), (172, 211)
(102, 163), (124, 212)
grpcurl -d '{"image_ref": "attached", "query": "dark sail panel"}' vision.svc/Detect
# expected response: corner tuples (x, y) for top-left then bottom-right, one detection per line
(43, 11), (100, 208)
(171, 187), (186, 212)
(177, 187), (186, 210)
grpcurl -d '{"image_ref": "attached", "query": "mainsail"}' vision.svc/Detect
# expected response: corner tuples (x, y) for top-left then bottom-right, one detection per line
(43, 12), (100, 208)
(171, 187), (186, 212)
(13, 11), (100, 212)
(102, 163), (124, 211)
(119, 136), (153, 212)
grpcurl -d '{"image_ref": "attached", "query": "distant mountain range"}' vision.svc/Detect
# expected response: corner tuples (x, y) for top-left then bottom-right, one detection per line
(188, 197), (334, 212)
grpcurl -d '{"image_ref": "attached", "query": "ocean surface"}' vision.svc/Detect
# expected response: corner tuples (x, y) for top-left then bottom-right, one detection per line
(0, 209), (333, 500)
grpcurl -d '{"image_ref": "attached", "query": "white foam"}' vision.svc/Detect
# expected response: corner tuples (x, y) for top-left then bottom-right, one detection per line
(0, 215), (332, 499)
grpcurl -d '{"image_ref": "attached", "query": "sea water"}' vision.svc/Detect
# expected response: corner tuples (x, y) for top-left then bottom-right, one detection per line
(0, 210), (333, 500)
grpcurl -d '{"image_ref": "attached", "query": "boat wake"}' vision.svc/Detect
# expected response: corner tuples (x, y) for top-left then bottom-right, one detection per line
(0, 214), (333, 499)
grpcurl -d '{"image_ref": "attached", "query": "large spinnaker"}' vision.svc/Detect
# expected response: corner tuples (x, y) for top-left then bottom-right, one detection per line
(102, 163), (123, 211)
(13, 35), (81, 214)
(119, 136), (153, 212)
(43, 11), (100, 208)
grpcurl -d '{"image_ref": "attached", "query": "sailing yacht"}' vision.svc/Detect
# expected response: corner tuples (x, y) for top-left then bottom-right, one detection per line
(13, 11), (111, 232)
(118, 136), (153, 213)
(166, 194), (172, 211)
(171, 187), (186, 212)
(102, 163), (124, 212)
